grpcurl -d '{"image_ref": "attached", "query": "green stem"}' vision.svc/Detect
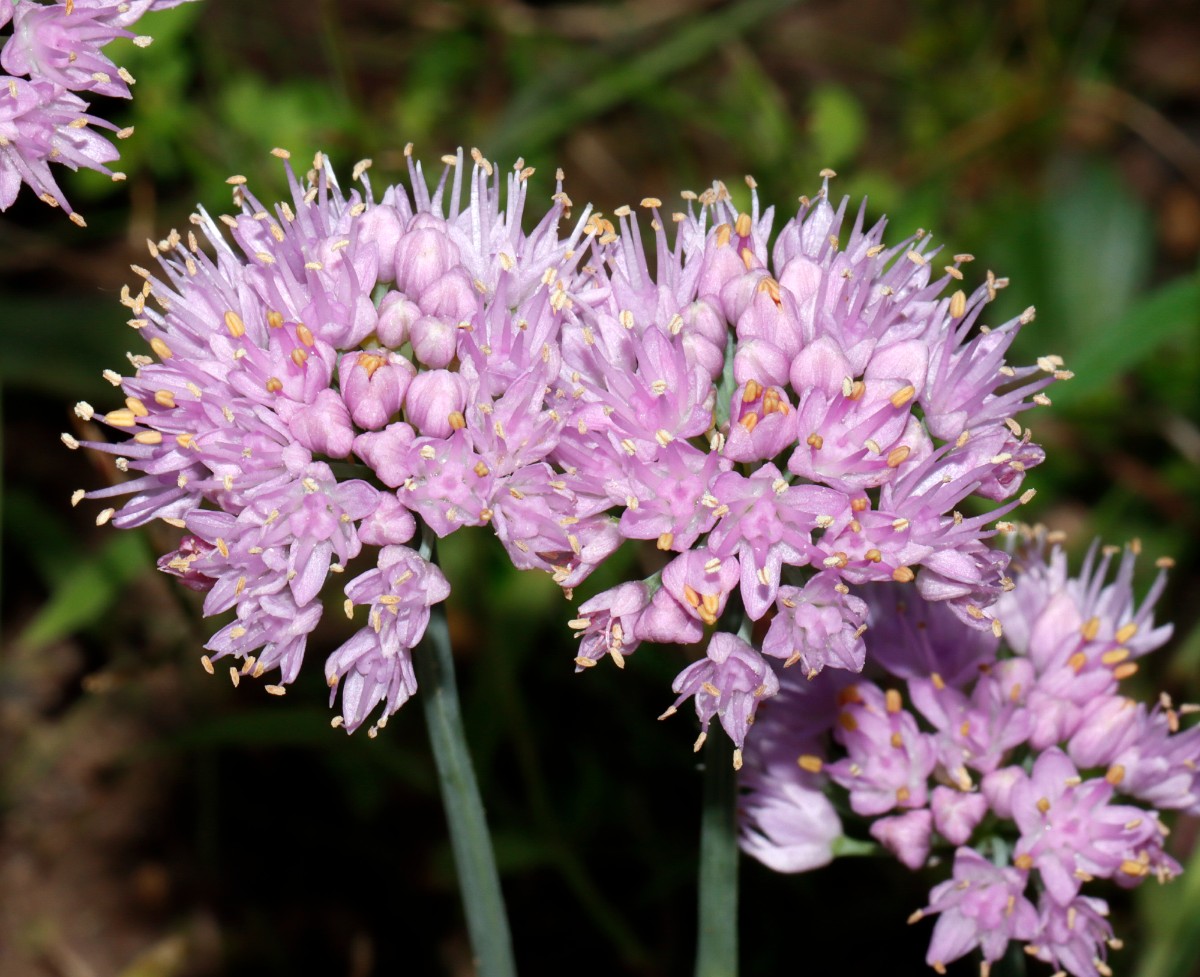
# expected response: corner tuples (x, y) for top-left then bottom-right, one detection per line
(695, 715), (739, 977)
(413, 572), (517, 977)
(694, 608), (750, 977)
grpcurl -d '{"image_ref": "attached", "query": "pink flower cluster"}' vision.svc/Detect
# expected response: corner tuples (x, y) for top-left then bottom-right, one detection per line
(69, 148), (1060, 739)
(740, 531), (1187, 977)
(0, 0), (195, 222)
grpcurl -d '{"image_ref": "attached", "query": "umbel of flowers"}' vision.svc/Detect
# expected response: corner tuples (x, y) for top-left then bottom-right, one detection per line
(740, 529), (1188, 977)
(67, 146), (1065, 747)
(0, 0), (197, 223)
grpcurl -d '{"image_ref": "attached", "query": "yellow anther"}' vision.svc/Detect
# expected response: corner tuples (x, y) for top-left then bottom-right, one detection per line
(125, 396), (150, 417)
(356, 351), (386, 378)
(949, 290), (966, 319)
(1115, 622), (1139, 644)
(105, 408), (137, 427)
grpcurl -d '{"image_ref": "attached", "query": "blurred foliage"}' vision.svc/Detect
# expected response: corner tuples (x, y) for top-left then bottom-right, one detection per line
(3, 0), (1200, 975)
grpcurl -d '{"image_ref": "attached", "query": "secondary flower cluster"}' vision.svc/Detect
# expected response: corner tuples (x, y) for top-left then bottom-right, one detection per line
(0, 0), (194, 222)
(68, 147), (1062, 739)
(740, 531), (1187, 977)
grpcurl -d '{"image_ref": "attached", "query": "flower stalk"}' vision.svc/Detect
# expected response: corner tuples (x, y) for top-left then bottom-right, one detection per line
(694, 605), (748, 977)
(696, 726), (739, 977)
(414, 545), (517, 977)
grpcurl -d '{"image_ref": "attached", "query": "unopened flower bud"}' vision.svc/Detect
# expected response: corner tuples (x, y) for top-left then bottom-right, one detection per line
(349, 294), (380, 348)
(376, 291), (420, 349)
(697, 230), (748, 311)
(404, 369), (467, 438)
(1068, 695), (1141, 769)
(733, 337), (791, 388)
(352, 422), (416, 488)
(981, 766), (1023, 820)
(357, 205), (404, 281)
(683, 299), (729, 349)
(789, 335), (851, 399)
(719, 270), (766, 325)
(869, 809), (932, 870)
(339, 350), (415, 430)
(286, 387), (356, 458)
(735, 280), (802, 361)
(393, 225), (461, 297)
(777, 254), (823, 304)
(682, 333), (724, 380)
(410, 315), (458, 369)
(418, 267), (477, 323)
(930, 786), (988, 846)
(357, 491), (416, 546)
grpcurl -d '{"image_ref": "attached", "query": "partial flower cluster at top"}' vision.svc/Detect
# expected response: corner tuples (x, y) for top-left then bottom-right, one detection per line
(67, 147), (1064, 742)
(0, 0), (195, 223)
(740, 529), (1187, 977)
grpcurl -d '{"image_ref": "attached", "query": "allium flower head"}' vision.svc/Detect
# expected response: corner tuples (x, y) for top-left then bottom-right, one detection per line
(71, 146), (620, 733)
(740, 529), (1189, 976)
(73, 150), (1062, 752)
(555, 171), (1061, 762)
(0, 0), (198, 221)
